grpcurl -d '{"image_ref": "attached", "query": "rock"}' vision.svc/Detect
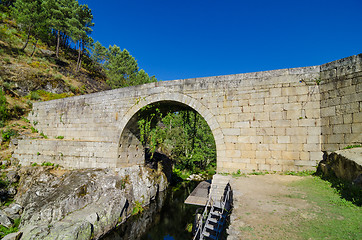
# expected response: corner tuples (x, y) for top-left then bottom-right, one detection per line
(1, 231), (23, 240)
(6, 171), (20, 184)
(15, 166), (168, 239)
(0, 210), (12, 228)
(317, 148), (362, 187)
(3, 203), (22, 217)
(9, 138), (18, 147)
(85, 212), (99, 224)
(353, 173), (362, 188)
(7, 187), (17, 196)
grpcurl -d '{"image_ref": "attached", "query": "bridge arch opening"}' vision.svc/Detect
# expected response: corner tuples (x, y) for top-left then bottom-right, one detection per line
(117, 96), (223, 174)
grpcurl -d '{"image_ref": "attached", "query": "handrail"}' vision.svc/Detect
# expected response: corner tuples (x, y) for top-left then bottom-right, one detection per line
(214, 184), (231, 239)
(192, 185), (214, 240)
(192, 182), (232, 240)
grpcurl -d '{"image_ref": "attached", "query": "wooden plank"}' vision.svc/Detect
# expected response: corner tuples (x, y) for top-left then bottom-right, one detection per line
(184, 180), (211, 206)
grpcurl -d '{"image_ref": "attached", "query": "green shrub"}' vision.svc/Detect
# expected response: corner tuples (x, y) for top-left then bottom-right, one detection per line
(11, 105), (24, 118)
(30, 91), (40, 100)
(21, 117), (30, 123)
(30, 127), (38, 133)
(41, 162), (54, 166)
(40, 132), (48, 139)
(55, 136), (64, 139)
(344, 145), (361, 149)
(1, 128), (18, 142)
(0, 89), (8, 123)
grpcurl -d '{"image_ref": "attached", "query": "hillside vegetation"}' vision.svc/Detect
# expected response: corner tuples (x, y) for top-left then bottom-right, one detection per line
(0, 1), (216, 179)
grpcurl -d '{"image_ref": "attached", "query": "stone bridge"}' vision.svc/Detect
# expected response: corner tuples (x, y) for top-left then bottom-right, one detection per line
(14, 54), (361, 173)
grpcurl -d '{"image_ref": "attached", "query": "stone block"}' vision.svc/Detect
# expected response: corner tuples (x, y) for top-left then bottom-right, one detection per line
(320, 106), (335, 117)
(259, 164), (271, 171)
(234, 121), (250, 128)
(256, 151), (271, 159)
(352, 112), (362, 123)
(286, 127), (306, 136)
(299, 151), (310, 160)
(249, 136), (263, 143)
(263, 136), (277, 144)
(307, 135), (321, 144)
(277, 136), (290, 144)
(273, 120), (291, 127)
(270, 88), (282, 97)
(351, 123), (362, 134)
(240, 128), (257, 136)
(309, 151), (323, 161)
(270, 164), (283, 172)
(333, 124), (351, 134)
(269, 144), (287, 151)
(294, 160), (316, 166)
(256, 144), (269, 151)
(303, 143), (321, 152)
(241, 150), (256, 158)
(256, 128), (274, 136)
(269, 111), (286, 120)
(282, 151), (299, 160)
(223, 128), (240, 136)
(228, 150), (241, 158)
(286, 143), (303, 151)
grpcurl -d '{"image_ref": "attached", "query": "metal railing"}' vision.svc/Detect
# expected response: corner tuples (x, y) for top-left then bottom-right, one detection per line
(192, 186), (214, 240)
(192, 183), (232, 240)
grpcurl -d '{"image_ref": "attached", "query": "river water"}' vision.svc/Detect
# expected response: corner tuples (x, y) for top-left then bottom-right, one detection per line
(101, 181), (201, 240)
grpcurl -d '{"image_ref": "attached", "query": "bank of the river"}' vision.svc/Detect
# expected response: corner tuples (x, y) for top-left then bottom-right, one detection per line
(227, 174), (361, 240)
(102, 181), (200, 240)
(2, 165), (168, 239)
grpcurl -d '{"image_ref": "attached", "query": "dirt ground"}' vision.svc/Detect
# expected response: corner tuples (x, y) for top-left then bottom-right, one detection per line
(227, 174), (315, 240)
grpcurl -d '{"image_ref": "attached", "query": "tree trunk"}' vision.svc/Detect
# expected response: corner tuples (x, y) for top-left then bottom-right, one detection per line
(31, 39), (39, 57)
(76, 41), (82, 72)
(56, 30), (60, 58)
(21, 26), (32, 51)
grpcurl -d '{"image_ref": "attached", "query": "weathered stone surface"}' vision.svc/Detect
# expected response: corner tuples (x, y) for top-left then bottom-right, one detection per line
(16, 165), (168, 239)
(12, 54), (362, 173)
(1, 231), (23, 240)
(317, 148), (362, 187)
(0, 210), (12, 228)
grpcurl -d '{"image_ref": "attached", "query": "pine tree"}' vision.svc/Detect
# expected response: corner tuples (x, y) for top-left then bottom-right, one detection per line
(104, 46), (139, 89)
(11, 0), (48, 51)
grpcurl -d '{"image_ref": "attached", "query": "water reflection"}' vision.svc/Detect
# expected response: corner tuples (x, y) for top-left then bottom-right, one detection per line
(102, 181), (199, 240)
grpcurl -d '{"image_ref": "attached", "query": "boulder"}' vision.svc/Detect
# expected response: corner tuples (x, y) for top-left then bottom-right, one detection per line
(16, 166), (168, 239)
(317, 148), (362, 187)
(0, 210), (12, 228)
(1, 231), (23, 240)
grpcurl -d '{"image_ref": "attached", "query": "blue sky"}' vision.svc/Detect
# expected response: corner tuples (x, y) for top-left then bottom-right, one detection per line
(79, 0), (362, 81)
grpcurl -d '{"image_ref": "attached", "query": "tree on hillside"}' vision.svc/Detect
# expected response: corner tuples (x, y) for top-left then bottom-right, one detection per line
(70, 3), (94, 71)
(11, 0), (48, 51)
(43, 0), (75, 58)
(134, 69), (157, 86)
(104, 46), (139, 88)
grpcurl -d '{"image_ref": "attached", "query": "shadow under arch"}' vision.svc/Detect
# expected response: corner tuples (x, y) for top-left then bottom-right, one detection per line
(116, 93), (225, 169)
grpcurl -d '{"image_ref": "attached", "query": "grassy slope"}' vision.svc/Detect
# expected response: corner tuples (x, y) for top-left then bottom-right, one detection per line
(0, 13), (109, 172)
(289, 176), (361, 240)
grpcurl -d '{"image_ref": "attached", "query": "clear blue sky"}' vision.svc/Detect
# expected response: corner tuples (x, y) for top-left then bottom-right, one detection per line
(79, 0), (362, 81)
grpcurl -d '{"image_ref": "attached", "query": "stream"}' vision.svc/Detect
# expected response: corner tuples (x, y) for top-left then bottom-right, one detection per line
(101, 181), (201, 240)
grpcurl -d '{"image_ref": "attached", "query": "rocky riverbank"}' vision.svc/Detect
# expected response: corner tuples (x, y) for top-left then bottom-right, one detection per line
(1, 165), (168, 239)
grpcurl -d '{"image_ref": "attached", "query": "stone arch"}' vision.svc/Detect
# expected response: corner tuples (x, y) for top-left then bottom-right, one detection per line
(116, 92), (225, 169)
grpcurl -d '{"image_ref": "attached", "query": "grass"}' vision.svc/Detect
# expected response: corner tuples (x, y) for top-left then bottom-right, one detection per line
(290, 176), (362, 239)
(0, 218), (20, 239)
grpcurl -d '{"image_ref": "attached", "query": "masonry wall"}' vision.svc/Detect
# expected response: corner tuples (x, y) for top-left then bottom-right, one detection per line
(14, 54), (362, 173)
(320, 54), (362, 151)
(14, 139), (117, 169)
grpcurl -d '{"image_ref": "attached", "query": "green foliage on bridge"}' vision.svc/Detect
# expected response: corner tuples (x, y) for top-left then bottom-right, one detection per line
(138, 105), (216, 173)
